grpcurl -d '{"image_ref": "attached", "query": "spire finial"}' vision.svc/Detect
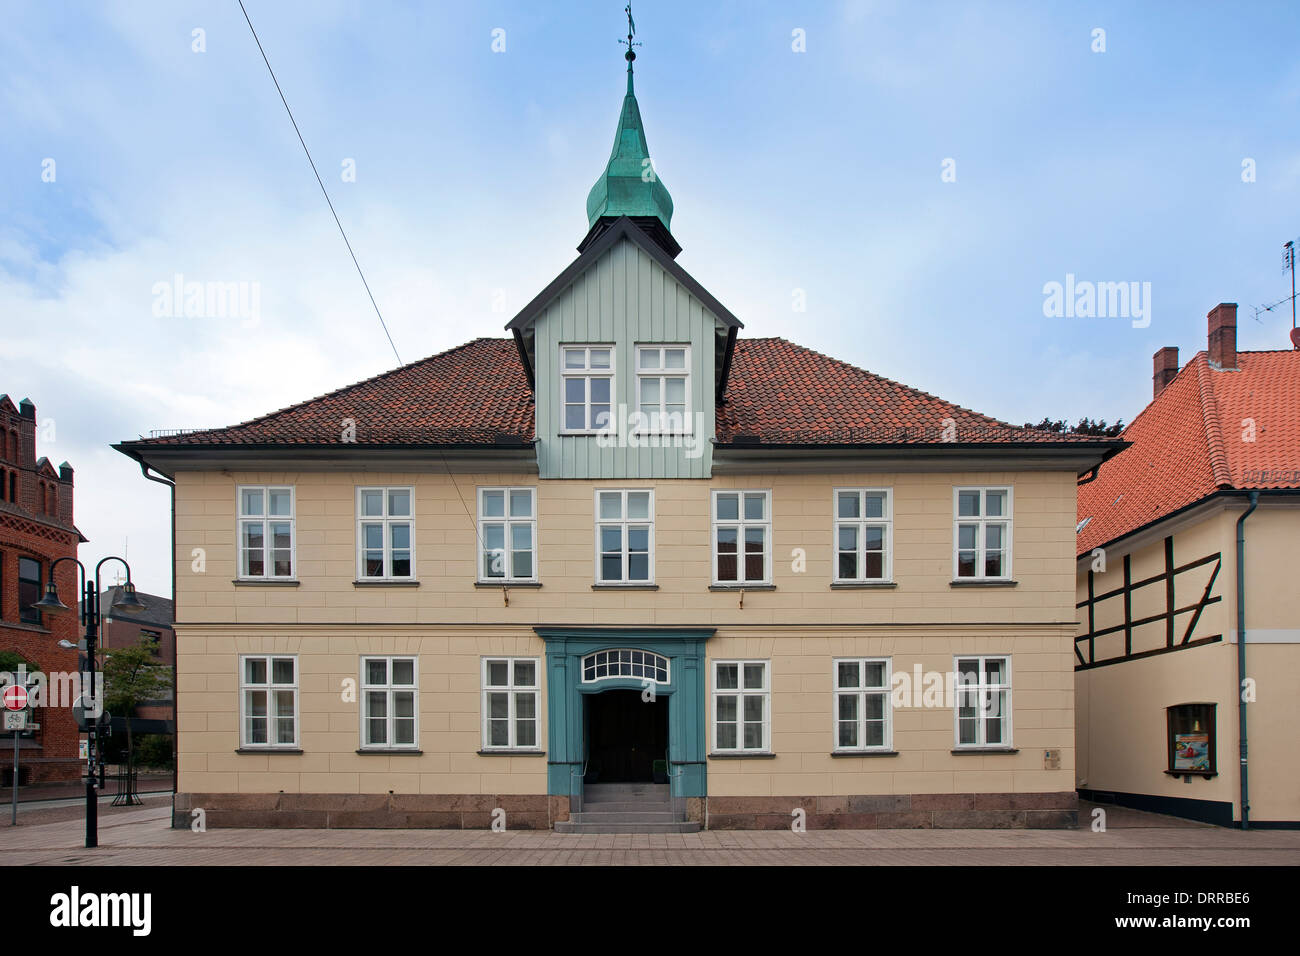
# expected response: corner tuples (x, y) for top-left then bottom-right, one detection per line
(621, 3), (640, 92)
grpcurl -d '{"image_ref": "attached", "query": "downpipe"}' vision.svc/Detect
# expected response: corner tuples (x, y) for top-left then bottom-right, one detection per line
(1235, 491), (1258, 830)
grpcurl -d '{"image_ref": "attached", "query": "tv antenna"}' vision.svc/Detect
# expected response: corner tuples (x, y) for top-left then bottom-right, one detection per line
(1250, 238), (1299, 347)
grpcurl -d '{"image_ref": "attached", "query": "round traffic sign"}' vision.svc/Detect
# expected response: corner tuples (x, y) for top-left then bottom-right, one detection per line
(3, 684), (28, 711)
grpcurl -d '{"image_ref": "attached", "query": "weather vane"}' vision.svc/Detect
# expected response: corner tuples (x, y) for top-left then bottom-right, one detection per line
(621, 3), (641, 63)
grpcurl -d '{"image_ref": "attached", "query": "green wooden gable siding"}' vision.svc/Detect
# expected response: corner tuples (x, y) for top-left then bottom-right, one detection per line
(534, 237), (719, 479)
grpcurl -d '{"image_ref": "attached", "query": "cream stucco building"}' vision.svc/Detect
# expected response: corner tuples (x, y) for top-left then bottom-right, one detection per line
(117, 59), (1122, 831)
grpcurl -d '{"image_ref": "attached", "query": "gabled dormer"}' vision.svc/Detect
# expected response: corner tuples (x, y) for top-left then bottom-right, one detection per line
(507, 219), (740, 479)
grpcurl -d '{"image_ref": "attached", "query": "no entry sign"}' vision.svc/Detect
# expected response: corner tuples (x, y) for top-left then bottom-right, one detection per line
(3, 685), (27, 711)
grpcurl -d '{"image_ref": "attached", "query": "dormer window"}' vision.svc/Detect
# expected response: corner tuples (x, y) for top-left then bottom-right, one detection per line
(560, 345), (614, 433)
(635, 345), (690, 433)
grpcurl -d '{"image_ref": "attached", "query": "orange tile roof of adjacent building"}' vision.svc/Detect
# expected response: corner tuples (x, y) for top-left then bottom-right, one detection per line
(1077, 348), (1300, 555)
(125, 336), (1099, 449)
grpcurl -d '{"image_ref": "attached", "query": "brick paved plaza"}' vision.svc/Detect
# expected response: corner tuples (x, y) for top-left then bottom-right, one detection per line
(2, 798), (1297, 865)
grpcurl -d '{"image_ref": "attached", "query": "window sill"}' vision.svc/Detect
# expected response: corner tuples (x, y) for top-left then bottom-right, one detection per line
(1164, 769), (1217, 778)
(951, 747), (1019, 755)
(233, 579), (300, 587)
(708, 584), (775, 592)
(4, 621), (52, 634)
(708, 751), (776, 760)
(592, 583), (659, 590)
(831, 749), (899, 757)
(475, 581), (542, 589)
(477, 749), (546, 757)
(353, 580), (420, 588)
(235, 748), (304, 754)
(949, 579), (1017, 588)
(357, 748), (423, 755)
(830, 582), (897, 590)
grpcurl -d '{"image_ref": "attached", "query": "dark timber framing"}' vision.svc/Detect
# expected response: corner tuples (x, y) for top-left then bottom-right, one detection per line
(1075, 534), (1223, 670)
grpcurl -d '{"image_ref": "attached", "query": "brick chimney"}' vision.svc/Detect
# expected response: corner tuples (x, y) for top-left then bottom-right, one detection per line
(1208, 302), (1238, 370)
(1153, 346), (1179, 398)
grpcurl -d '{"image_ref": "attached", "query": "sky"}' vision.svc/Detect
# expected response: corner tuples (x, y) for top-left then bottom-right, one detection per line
(2, 0), (1298, 596)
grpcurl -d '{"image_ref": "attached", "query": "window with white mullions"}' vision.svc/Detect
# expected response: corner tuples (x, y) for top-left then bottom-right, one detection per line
(595, 489), (653, 583)
(833, 489), (892, 582)
(482, 657), (540, 750)
(713, 660), (769, 753)
(954, 487), (1012, 579)
(712, 490), (770, 584)
(357, 487), (413, 579)
(478, 487), (537, 582)
(833, 658), (892, 751)
(582, 649), (670, 683)
(954, 655), (1011, 748)
(635, 345), (690, 433)
(240, 655), (297, 748)
(560, 345), (614, 433)
(360, 656), (418, 749)
(238, 486), (295, 579)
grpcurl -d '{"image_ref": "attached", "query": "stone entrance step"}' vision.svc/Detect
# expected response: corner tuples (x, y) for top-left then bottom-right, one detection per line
(554, 782), (700, 833)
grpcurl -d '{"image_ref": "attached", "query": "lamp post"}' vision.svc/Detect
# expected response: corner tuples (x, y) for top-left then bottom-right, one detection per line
(34, 556), (144, 849)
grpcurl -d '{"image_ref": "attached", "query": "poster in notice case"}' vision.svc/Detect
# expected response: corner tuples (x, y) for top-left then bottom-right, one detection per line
(1174, 732), (1210, 771)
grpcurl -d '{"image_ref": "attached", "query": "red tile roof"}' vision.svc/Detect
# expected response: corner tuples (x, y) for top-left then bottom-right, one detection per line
(125, 336), (1098, 449)
(715, 338), (1096, 444)
(1077, 349), (1300, 555)
(132, 338), (536, 446)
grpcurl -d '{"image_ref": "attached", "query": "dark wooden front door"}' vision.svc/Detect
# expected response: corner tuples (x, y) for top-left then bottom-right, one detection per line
(585, 690), (668, 783)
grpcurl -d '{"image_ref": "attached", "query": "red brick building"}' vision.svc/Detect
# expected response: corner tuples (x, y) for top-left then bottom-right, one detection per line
(0, 394), (85, 784)
(87, 586), (175, 730)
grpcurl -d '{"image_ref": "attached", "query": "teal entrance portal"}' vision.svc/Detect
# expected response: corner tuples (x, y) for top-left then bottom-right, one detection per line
(539, 628), (712, 802)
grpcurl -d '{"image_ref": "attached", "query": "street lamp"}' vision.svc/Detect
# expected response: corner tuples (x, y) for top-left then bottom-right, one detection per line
(34, 556), (143, 848)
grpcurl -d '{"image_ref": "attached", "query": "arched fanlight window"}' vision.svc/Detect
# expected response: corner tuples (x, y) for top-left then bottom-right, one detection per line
(582, 649), (669, 684)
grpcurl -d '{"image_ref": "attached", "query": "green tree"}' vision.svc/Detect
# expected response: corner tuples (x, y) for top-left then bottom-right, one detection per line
(1025, 417), (1125, 438)
(0, 651), (35, 672)
(102, 639), (173, 771)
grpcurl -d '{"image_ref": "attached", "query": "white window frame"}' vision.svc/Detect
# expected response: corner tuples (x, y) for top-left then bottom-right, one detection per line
(953, 654), (1013, 749)
(633, 344), (692, 434)
(711, 659), (770, 754)
(359, 656), (419, 750)
(832, 488), (893, 583)
(952, 486), (1013, 580)
(239, 654), (298, 749)
(481, 657), (542, 751)
(356, 487), (415, 581)
(594, 489), (655, 585)
(236, 486), (296, 580)
(711, 490), (772, 585)
(476, 487), (538, 583)
(832, 658), (893, 752)
(581, 649), (671, 684)
(559, 344), (615, 435)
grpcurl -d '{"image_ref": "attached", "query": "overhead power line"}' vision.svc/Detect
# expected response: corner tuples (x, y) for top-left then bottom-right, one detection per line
(237, 0), (402, 365)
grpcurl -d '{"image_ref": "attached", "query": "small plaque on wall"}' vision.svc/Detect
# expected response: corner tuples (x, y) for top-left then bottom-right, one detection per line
(1043, 749), (1061, 769)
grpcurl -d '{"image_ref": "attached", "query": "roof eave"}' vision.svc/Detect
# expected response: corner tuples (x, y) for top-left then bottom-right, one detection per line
(712, 439), (1126, 475)
(114, 440), (539, 476)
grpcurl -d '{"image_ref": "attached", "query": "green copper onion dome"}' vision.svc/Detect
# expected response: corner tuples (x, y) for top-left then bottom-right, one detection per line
(580, 48), (680, 258)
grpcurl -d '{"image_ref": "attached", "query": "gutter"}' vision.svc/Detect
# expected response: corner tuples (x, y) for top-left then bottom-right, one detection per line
(1235, 490), (1258, 830)
(137, 461), (179, 824)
